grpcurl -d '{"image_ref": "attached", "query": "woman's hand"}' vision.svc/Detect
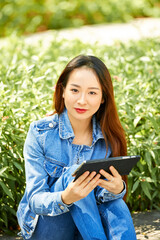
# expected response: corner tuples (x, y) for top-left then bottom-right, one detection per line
(61, 171), (101, 205)
(98, 166), (124, 195)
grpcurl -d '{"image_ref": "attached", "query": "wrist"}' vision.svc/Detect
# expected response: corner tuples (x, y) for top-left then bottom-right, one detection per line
(61, 191), (73, 205)
(117, 181), (125, 194)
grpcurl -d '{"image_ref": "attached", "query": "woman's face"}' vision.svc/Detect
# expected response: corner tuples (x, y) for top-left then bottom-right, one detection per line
(63, 67), (103, 124)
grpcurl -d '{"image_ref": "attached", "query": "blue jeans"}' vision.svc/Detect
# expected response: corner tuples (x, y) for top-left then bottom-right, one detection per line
(30, 166), (137, 240)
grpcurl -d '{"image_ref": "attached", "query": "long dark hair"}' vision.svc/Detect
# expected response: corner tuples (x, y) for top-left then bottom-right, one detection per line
(53, 55), (127, 157)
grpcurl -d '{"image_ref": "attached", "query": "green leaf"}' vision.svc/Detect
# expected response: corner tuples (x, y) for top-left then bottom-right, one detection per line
(0, 167), (8, 176)
(0, 181), (14, 200)
(133, 116), (141, 127)
(148, 115), (159, 133)
(145, 151), (152, 172)
(13, 161), (24, 171)
(1, 173), (17, 181)
(1, 211), (8, 228)
(152, 204), (160, 211)
(141, 182), (152, 200)
(132, 180), (139, 193)
(152, 191), (158, 199)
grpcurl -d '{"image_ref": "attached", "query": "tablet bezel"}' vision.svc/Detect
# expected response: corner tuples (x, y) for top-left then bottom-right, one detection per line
(72, 155), (140, 181)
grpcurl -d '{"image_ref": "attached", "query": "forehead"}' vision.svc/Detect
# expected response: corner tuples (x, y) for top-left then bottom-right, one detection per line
(67, 67), (101, 87)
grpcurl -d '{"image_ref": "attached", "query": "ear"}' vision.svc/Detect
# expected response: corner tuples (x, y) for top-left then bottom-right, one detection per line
(101, 98), (104, 104)
(62, 87), (65, 98)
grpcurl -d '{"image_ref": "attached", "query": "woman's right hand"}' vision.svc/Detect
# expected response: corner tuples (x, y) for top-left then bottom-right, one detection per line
(61, 171), (101, 205)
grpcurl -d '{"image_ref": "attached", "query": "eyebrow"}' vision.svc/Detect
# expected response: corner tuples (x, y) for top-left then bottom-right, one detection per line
(70, 83), (100, 90)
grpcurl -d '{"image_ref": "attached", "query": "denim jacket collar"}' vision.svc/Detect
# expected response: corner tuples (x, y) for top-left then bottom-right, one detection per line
(59, 108), (104, 144)
(59, 108), (75, 139)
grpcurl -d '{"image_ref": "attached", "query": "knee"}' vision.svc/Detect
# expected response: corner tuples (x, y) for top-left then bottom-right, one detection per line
(98, 199), (136, 239)
(98, 198), (135, 230)
(108, 198), (127, 210)
(99, 198), (131, 217)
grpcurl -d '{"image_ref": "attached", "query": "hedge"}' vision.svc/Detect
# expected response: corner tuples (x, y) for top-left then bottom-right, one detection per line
(0, 36), (160, 233)
(0, 0), (160, 37)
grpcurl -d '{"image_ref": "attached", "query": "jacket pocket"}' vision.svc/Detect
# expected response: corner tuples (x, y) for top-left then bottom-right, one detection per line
(44, 157), (66, 178)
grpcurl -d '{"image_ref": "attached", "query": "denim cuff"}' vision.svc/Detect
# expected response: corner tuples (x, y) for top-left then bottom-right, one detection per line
(46, 191), (71, 216)
(98, 181), (126, 203)
(55, 191), (73, 213)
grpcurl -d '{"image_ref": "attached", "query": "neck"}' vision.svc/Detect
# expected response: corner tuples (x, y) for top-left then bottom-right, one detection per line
(68, 114), (93, 146)
(72, 118), (92, 135)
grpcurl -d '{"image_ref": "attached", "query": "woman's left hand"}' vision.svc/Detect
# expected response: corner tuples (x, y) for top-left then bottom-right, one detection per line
(98, 166), (124, 194)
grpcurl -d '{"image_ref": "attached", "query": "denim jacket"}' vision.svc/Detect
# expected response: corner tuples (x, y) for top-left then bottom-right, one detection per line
(17, 108), (126, 239)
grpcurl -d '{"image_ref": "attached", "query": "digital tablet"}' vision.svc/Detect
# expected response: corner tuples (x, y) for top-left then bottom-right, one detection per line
(72, 155), (140, 181)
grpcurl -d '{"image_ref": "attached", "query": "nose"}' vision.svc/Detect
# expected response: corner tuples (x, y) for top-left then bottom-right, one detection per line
(77, 93), (87, 105)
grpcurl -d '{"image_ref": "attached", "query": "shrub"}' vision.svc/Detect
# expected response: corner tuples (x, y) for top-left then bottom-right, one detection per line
(0, 0), (160, 37)
(0, 36), (160, 232)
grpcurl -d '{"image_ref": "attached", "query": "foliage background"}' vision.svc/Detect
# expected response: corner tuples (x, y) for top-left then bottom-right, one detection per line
(0, 0), (160, 235)
(0, 35), (160, 233)
(0, 0), (160, 37)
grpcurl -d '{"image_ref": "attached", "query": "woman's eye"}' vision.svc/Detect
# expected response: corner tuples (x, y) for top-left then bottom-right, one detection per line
(89, 91), (96, 95)
(71, 89), (78, 93)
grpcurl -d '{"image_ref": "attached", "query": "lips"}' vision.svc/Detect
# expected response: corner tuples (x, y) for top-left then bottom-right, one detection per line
(75, 108), (87, 113)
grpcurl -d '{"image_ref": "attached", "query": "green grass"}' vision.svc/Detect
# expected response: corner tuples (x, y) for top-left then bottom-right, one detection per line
(0, 35), (160, 232)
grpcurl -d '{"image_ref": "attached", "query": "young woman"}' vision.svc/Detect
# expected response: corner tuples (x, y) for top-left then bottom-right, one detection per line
(17, 55), (137, 240)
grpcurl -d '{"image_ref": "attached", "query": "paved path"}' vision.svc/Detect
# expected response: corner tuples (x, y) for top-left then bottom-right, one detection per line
(133, 210), (160, 240)
(1, 18), (160, 47)
(25, 17), (160, 46)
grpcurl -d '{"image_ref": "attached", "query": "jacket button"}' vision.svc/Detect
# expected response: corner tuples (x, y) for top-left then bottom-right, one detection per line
(49, 123), (53, 128)
(60, 205), (65, 210)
